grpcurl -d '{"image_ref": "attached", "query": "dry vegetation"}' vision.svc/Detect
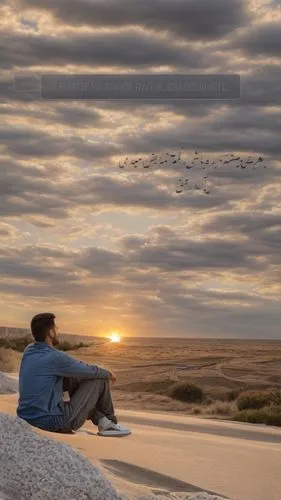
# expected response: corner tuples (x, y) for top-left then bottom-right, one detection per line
(71, 337), (281, 424)
(0, 348), (21, 373)
(2, 336), (281, 425)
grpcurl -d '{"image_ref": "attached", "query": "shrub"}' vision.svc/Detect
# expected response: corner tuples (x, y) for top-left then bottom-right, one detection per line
(233, 405), (281, 427)
(233, 408), (269, 424)
(192, 407), (202, 415)
(227, 389), (243, 402)
(266, 411), (281, 426)
(269, 390), (281, 406)
(206, 401), (234, 416)
(56, 341), (73, 351)
(205, 397), (214, 405)
(236, 390), (281, 411)
(166, 382), (204, 403)
(56, 341), (90, 352)
(0, 337), (90, 353)
(236, 390), (273, 411)
(0, 337), (32, 352)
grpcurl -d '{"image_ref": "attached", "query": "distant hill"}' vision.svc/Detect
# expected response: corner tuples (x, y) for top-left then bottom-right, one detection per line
(0, 327), (30, 338)
(0, 326), (99, 344)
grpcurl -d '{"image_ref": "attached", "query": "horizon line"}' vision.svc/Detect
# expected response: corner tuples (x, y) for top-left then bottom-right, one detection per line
(0, 326), (280, 342)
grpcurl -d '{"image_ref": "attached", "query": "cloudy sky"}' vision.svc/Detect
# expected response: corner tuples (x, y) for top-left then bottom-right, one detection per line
(1, 0), (281, 338)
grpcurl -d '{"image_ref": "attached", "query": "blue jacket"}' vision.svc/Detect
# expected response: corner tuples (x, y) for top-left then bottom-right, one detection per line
(17, 342), (110, 429)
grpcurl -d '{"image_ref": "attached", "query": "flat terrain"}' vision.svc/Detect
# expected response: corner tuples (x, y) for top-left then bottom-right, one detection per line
(2, 337), (281, 415)
(72, 338), (281, 414)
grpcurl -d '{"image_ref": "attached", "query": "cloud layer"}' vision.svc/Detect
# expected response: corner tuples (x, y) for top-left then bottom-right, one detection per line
(1, 0), (281, 338)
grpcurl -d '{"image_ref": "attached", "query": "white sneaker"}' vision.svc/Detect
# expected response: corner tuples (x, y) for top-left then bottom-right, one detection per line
(97, 416), (131, 437)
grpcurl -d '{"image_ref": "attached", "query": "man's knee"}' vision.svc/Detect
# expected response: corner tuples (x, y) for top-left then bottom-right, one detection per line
(86, 378), (108, 387)
(63, 377), (80, 394)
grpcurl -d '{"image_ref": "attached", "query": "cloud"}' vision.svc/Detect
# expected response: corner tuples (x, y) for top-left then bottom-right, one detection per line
(0, 223), (22, 239)
(126, 234), (264, 272)
(234, 22), (281, 57)
(2, 102), (104, 128)
(0, 29), (205, 70)
(1, 152), (236, 220)
(1, 0), (281, 337)
(54, 105), (103, 128)
(1, 225), (280, 336)
(2, 214), (277, 285)
(0, 247), (77, 281)
(75, 246), (125, 276)
(202, 212), (281, 261)
(121, 115), (281, 157)
(14, 0), (249, 40)
(1, 198), (281, 336)
(208, 106), (281, 133)
(0, 125), (120, 159)
(203, 212), (281, 236)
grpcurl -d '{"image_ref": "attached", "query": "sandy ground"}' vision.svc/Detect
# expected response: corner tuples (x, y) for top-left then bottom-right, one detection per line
(2, 393), (281, 500)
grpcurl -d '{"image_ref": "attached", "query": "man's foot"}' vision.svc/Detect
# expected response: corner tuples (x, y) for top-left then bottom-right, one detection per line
(97, 416), (131, 437)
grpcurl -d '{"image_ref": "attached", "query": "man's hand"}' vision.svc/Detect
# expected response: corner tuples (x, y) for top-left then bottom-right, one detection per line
(109, 372), (117, 383)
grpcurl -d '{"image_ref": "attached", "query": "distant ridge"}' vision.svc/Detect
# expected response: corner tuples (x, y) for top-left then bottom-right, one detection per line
(0, 326), (99, 344)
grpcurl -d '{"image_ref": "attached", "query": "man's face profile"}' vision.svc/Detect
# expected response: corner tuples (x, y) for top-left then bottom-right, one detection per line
(51, 322), (60, 346)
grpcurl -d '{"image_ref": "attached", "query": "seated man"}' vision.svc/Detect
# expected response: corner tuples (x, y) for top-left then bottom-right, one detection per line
(17, 312), (131, 437)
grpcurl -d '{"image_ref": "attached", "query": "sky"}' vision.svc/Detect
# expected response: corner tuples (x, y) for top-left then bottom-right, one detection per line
(1, 0), (281, 338)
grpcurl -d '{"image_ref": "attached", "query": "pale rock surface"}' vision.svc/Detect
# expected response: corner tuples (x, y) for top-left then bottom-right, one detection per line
(0, 413), (126, 500)
(0, 372), (18, 394)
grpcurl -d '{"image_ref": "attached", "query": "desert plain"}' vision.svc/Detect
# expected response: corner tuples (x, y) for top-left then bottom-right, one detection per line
(1, 337), (281, 500)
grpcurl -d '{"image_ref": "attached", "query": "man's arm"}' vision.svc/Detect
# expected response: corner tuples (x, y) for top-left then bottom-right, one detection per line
(51, 349), (111, 379)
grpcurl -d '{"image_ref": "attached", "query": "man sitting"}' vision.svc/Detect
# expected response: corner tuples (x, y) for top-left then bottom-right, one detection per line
(17, 312), (131, 437)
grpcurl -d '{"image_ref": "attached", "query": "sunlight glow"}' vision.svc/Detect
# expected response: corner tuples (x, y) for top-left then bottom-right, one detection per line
(109, 333), (121, 343)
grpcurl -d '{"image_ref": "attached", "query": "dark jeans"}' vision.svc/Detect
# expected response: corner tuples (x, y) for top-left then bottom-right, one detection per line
(62, 377), (117, 431)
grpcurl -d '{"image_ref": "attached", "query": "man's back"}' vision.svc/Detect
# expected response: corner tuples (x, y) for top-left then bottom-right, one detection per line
(17, 342), (64, 421)
(16, 313), (128, 435)
(17, 339), (111, 428)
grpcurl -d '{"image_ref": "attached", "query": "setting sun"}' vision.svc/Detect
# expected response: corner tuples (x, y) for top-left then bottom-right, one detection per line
(109, 333), (121, 343)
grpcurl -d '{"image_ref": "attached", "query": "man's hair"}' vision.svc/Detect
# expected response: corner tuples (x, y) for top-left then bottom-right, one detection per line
(31, 312), (56, 342)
